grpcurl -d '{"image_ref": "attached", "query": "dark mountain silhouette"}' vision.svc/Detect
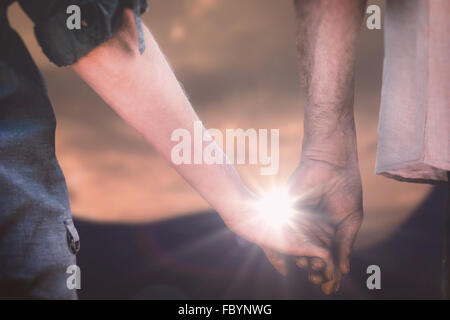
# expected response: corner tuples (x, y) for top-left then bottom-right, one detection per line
(75, 186), (446, 299)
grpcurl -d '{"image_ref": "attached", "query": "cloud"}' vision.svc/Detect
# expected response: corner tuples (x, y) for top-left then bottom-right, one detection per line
(9, 0), (429, 248)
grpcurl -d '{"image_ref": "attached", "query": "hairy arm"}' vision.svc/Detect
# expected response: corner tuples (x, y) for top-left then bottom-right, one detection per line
(263, 0), (366, 294)
(295, 0), (366, 166)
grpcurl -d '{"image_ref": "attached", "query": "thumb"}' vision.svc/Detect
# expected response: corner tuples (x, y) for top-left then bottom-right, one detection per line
(262, 247), (288, 276)
(336, 212), (363, 274)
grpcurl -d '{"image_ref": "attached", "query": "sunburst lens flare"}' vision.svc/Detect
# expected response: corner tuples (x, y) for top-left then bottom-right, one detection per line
(254, 187), (296, 229)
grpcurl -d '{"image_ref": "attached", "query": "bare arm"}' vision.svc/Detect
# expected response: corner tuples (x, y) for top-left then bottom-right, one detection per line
(262, 0), (366, 294)
(72, 10), (252, 223)
(295, 0), (365, 274)
(295, 0), (366, 166)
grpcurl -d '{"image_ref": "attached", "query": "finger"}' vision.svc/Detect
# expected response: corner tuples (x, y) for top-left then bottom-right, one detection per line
(308, 257), (327, 286)
(309, 257), (325, 272)
(291, 243), (338, 293)
(312, 253), (338, 294)
(262, 247), (288, 276)
(333, 271), (342, 292)
(320, 268), (341, 295)
(292, 241), (329, 263)
(336, 213), (363, 274)
(321, 251), (336, 283)
(321, 280), (335, 295)
(294, 248), (334, 284)
(321, 270), (342, 294)
(308, 272), (325, 285)
(287, 240), (336, 284)
(295, 257), (309, 269)
(295, 257), (326, 286)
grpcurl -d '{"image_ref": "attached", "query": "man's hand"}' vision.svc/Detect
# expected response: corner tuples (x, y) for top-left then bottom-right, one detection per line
(291, 159), (363, 287)
(262, 0), (366, 294)
(263, 158), (363, 294)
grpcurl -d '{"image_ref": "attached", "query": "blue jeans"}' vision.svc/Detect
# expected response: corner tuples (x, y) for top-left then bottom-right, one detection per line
(0, 14), (78, 299)
(0, 0), (147, 299)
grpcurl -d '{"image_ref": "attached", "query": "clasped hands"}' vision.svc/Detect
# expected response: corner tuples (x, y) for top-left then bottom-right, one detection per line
(224, 158), (363, 295)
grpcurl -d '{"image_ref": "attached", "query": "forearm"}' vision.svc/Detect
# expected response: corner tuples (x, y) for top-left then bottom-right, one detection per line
(294, 0), (366, 167)
(72, 10), (250, 222)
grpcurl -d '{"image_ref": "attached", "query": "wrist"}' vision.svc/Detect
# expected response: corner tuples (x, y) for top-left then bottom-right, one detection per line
(214, 184), (256, 229)
(302, 118), (358, 167)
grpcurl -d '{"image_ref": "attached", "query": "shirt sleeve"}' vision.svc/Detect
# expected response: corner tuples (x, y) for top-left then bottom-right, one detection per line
(18, 0), (148, 67)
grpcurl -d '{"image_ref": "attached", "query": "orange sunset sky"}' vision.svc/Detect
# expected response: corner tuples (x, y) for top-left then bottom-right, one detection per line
(7, 0), (430, 249)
